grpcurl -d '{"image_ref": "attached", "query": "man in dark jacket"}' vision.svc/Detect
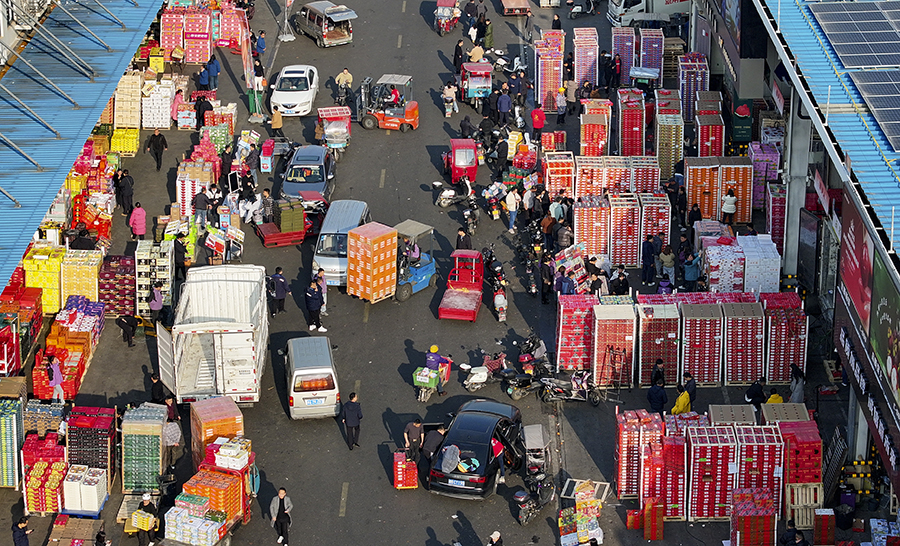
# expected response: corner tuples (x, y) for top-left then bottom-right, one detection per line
(456, 228), (472, 250)
(677, 187), (689, 230)
(479, 115), (493, 138)
(610, 272), (630, 296)
(12, 517), (32, 546)
(641, 235), (656, 287)
(463, 0), (477, 29)
(305, 280), (325, 332)
(560, 271), (576, 295)
(270, 267), (290, 317)
(196, 96), (214, 132)
(146, 129), (168, 172)
(487, 89), (501, 124)
(174, 233), (188, 281)
(778, 520), (798, 546)
(221, 144), (235, 191)
(508, 73), (522, 107)
(647, 379), (667, 414)
(207, 55), (221, 90)
(683, 372), (697, 405)
(540, 255), (553, 304)
(119, 169), (135, 216)
(687, 202), (702, 236)
(246, 143), (261, 187)
(745, 377), (768, 413)
(453, 39), (465, 74)
(422, 425), (446, 461)
(651, 359), (665, 386)
(115, 314), (139, 347)
(341, 392), (362, 450)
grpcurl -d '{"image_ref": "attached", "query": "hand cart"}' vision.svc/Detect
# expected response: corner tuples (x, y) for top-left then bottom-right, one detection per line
(523, 424), (550, 474)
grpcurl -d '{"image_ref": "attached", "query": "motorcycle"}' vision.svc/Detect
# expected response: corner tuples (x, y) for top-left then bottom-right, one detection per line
(514, 472), (556, 525)
(506, 336), (552, 401)
(443, 95), (456, 118)
(516, 229), (539, 298)
(481, 181), (506, 221)
(417, 357), (452, 403)
(492, 51), (528, 75)
(483, 244), (509, 322)
(462, 206), (480, 235)
(335, 83), (351, 106)
(459, 352), (516, 393)
(568, 0), (594, 18)
(433, 176), (476, 208)
(539, 369), (602, 406)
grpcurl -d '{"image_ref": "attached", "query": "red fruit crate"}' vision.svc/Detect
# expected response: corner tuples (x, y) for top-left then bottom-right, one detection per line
(609, 193), (641, 267)
(393, 451), (418, 489)
(618, 89), (645, 157)
(575, 156), (608, 196)
(764, 306), (807, 384)
(719, 158), (754, 224)
(573, 27), (599, 89)
(696, 114), (725, 157)
(686, 158), (721, 223)
(592, 304), (636, 388)
(733, 425), (785, 514)
(580, 115), (609, 156)
(631, 157), (661, 194)
(722, 303), (765, 385)
(680, 304), (724, 385)
(687, 426), (737, 521)
(535, 30), (564, 111)
(766, 184), (787, 254)
(636, 304), (679, 387)
(556, 295), (599, 371)
(573, 195), (611, 257)
(615, 409), (663, 499)
(813, 508), (835, 545)
(778, 421), (822, 485)
(730, 488), (777, 546)
(543, 152), (575, 197)
(612, 27), (636, 82)
(639, 442), (664, 508)
(638, 194), (670, 247)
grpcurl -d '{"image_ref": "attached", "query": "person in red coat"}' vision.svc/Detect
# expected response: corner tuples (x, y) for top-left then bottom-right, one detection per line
(530, 104), (545, 147)
(128, 202), (147, 240)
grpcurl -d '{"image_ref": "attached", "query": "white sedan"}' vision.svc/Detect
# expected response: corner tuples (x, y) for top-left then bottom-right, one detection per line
(270, 65), (319, 116)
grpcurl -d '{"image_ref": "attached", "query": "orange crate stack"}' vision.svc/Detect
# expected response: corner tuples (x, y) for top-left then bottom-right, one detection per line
(183, 469), (242, 523)
(347, 223), (398, 303)
(685, 158), (720, 223)
(718, 158), (753, 225)
(190, 398), (244, 469)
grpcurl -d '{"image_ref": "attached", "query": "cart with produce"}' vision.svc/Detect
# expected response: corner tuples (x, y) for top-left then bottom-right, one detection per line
(256, 191), (329, 248)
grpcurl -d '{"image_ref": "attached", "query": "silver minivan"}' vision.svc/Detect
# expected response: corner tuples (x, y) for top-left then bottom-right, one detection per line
(293, 1), (357, 48)
(284, 337), (341, 419)
(312, 200), (370, 286)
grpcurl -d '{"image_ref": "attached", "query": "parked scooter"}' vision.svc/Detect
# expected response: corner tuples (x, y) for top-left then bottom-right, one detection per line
(568, 0), (595, 18)
(516, 229), (539, 298)
(443, 95), (455, 118)
(506, 335), (552, 401)
(433, 176), (476, 208)
(462, 206), (479, 235)
(483, 244), (509, 322)
(481, 181), (506, 221)
(514, 472), (556, 525)
(539, 370), (602, 406)
(459, 352), (516, 393)
(492, 50), (528, 75)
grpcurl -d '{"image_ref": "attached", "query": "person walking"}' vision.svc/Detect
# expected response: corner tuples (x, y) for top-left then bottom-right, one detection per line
(256, 30), (266, 58)
(253, 59), (265, 93)
(530, 103), (545, 146)
(267, 106), (284, 138)
(129, 203), (147, 241)
(684, 253), (701, 292)
(261, 188), (275, 223)
(522, 186), (535, 222)
(652, 231), (664, 277)
(641, 235), (656, 286)
(171, 89), (186, 123)
(12, 517), (33, 546)
(677, 186), (689, 230)
(551, 13), (562, 29)
(404, 418), (424, 463)
(647, 379), (667, 415)
(150, 373), (167, 404)
(555, 87), (567, 125)
(687, 202), (702, 237)
(487, 531), (503, 546)
(146, 129), (168, 172)
(162, 418), (184, 471)
(483, 19), (494, 51)
(475, 0), (487, 22)
(304, 280), (326, 332)
(683, 372), (697, 405)
(174, 233), (188, 281)
(565, 79), (578, 116)
(721, 188), (737, 225)
(314, 268), (328, 316)
(148, 282), (164, 324)
(497, 89), (512, 126)
(245, 143), (260, 188)
(270, 267), (290, 317)
(540, 254), (554, 304)
(197, 65), (210, 91)
(564, 52), (575, 82)
(119, 169), (134, 216)
(135, 493), (158, 546)
(115, 314), (138, 347)
(341, 392), (362, 450)
(745, 377), (768, 414)
(672, 384), (691, 414)
(221, 144), (235, 190)
(523, 9), (534, 42)
(650, 359), (665, 386)
(269, 488), (293, 545)
(612, 54), (622, 88)
(556, 221), (573, 251)
(453, 39), (465, 74)
(456, 228), (472, 250)
(45, 354), (63, 402)
(508, 72), (522, 109)
(486, 88), (500, 123)
(505, 187), (521, 233)
(206, 55), (220, 90)
(192, 188), (211, 226)
(541, 212), (556, 251)
(464, 0), (477, 30)
(789, 364), (806, 404)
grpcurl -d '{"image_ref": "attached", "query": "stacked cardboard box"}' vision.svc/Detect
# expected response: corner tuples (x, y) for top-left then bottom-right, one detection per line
(734, 426), (784, 513)
(543, 152), (576, 196)
(579, 115), (608, 156)
(761, 292), (807, 383)
(556, 295), (598, 371)
(719, 157), (754, 224)
(98, 256), (136, 316)
(639, 442), (664, 508)
(631, 157), (660, 193)
(142, 79), (174, 129)
(535, 30), (564, 110)
(135, 240), (173, 318)
(739, 235), (781, 293)
(678, 53), (709, 121)
(660, 434), (687, 519)
(573, 28), (599, 87)
(592, 304), (635, 387)
(347, 223), (398, 303)
(705, 244), (745, 292)
(749, 142), (780, 209)
(122, 403), (167, 492)
(393, 451), (417, 489)
(190, 397), (244, 469)
(779, 421), (822, 484)
(685, 158), (720, 223)
(165, 505), (227, 546)
(609, 193), (640, 266)
(813, 508), (835, 545)
(612, 27), (636, 82)
(274, 197), (306, 233)
(638, 194), (670, 246)
(615, 410), (662, 498)
(114, 71), (142, 129)
(639, 29), (664, 81)
(110, 128), (140, 156)
(766, 184), (787, 254)
(183, 469), (242, 524)
(183, 11), (212, 63)
(177, 160), (216, 215)
(680, 304), (723, 385)
(617, 88), (645, 156)
(637, 304), (679, 386)
(573, 195), (610, 257)
(687, 426), (736, 520)
(730, 488), (777, 546)
(24, 245), (66, 314)
(722, 303), (765, 385)
(61, 250), (102, 304)
(575, 156), (607, 195)
(25, 460), (66, 513)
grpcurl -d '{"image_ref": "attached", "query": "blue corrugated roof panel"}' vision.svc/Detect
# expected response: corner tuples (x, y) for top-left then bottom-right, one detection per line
(0, 0), (162, 286)
(776, 0), (900, 247)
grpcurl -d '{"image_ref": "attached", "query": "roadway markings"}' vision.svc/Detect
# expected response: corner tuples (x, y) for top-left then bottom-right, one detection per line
(379, 169), (386, 188)
(362, 301), (370, 323)
(401, 0), (406, 12)
(397, 35), (403, 48)
(354, 379), (361, 393)
(721, 385), (732, 405)
(339, 482), (349, 516)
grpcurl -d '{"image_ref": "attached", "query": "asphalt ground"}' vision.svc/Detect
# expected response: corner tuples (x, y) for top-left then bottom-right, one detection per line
(0, 1), (876, 545)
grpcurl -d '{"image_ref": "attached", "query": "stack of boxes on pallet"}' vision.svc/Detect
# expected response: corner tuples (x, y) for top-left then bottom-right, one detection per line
(687, 426), (736, 520)
(135, 240), (173, 319)
(557, 295), (598, 371)
(592, 304), (636, 387)
(730, 488), (778, 546)
(722, 303), (766, 385)
(680, 304), (724, 385)
(274, 198), (306, 234)
(347, 223), (397, 303)
(121, 403), (166, 493)
(636, 304), (679, 386)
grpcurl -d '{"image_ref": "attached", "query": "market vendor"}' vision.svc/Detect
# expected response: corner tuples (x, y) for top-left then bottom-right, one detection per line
(68, 223), (96, 250)
(162, 417), (184, 471)
(136, 493), (157, 546)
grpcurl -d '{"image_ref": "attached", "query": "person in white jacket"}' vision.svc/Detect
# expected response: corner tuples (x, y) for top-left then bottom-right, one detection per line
(721, 188), (737, 225)
(505, 187), (521, 233)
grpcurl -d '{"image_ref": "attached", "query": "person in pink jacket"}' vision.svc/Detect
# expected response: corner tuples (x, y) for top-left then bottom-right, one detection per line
(129, 202), (147, 240)
(47, 354), (64, 402)
(171, 89), (186, 121)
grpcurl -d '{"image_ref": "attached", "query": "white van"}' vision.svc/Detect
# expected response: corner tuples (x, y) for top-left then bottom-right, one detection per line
(312, 200), (370, 286)
(284, 337), (341, 419)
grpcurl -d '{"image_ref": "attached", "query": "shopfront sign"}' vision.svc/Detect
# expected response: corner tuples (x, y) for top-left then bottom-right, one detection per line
(772, 81), (785, 115)
(814, 170), (830, 214)
(839, 191), (875, 333)
(717, 36), (738, 83)
(870, 252), (900, 406)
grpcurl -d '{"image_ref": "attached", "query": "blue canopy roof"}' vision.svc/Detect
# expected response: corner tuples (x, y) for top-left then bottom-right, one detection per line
(0, 0), (162, 286)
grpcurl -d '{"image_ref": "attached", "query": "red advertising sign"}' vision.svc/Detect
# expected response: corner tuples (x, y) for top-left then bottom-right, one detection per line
(814, 170), (830, 214)
(840, 190), (875, 333)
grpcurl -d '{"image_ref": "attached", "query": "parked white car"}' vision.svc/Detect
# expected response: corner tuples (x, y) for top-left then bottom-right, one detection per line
(270, 65), (319, 116)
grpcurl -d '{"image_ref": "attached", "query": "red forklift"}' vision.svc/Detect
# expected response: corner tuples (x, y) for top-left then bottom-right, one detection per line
(356, 74), (420, 132)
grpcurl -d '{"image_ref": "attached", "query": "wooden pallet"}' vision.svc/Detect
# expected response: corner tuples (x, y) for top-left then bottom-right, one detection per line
(178, 125), (196, 131)
(561, 480), (611, 502)
(786, 483), (824, 506)
(823, 359), (840, 384)
(117, 493), (160, 523)
(663, 515), (686, 521)
(695, 382), (721, 388)
(691, 516), (730, 522)
(116, 151), (137, 158)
